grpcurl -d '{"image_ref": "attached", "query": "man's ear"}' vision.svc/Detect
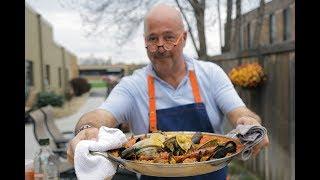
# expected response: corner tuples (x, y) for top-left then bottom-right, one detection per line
(143, 35), (148, 46)
(182, 31), (187, 47)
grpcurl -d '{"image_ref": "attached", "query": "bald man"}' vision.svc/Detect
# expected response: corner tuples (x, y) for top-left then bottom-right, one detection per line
(67, 4), (269, 180)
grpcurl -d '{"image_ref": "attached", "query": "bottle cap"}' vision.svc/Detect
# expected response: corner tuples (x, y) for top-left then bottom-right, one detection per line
(38, 138), (50, 146)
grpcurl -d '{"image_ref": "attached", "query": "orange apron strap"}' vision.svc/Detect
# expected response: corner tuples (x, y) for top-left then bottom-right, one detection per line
(189, 70), (202, 103)
(147, 75), (157, 132)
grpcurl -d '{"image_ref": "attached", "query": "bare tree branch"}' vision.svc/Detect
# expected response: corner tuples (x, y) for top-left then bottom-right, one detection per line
(223, 0), (233, 52)
(232, 0), (242, 53)
(193, 1), (207, 59)
(187, 0), (199, 9)
(77, 0), (156, 44)
(175, 0), (200, 57)
(59, 0), (225, 59)
(217, 0), (222, 51)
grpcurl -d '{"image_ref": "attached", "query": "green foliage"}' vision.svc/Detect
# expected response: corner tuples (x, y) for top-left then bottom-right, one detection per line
(36, 91), (64, 108)
(70, 77), (91, 96)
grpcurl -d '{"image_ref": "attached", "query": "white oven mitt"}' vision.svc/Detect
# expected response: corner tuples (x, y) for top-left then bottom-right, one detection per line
(74, 126), (127, 180)
(226, 124), (267, 160)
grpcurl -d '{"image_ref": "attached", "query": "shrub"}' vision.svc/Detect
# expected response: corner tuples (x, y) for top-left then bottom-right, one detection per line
(64, 90), (74, 102)
(70, 77), (91, 96)
(36, 91), (64, 108)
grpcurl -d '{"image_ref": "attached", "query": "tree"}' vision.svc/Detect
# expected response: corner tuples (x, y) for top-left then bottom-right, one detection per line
(223, 0), (233, 52)
(59, 0), (221, 60)
(188, 0), (207, 59)
(217, 0), (222, 51)
(234, 0), (242, 53)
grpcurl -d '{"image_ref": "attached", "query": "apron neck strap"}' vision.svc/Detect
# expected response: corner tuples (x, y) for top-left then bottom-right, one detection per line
(188, 70), (202, 103)
(148, 75), (157, 132)
(147, 70), (202, 132)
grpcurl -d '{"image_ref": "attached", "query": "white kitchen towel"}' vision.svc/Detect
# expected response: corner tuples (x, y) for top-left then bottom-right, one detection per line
(226, 124), (267, 161)
(74, 126), (127, 180)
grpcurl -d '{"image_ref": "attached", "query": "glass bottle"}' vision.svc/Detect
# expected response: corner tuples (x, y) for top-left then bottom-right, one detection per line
(33, 138), (59, 180)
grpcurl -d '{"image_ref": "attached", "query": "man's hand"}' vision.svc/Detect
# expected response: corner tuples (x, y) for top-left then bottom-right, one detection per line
(68, 109), (118, 164)
(237, 116), (270, 156)
(67, 127), (99, 164)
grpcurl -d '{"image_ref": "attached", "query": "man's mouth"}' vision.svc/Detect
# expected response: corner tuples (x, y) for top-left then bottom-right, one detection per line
(154, 51), (170, 59)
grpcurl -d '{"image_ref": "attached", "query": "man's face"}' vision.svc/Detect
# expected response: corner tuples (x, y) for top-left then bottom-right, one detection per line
(144, 16), (186, 64)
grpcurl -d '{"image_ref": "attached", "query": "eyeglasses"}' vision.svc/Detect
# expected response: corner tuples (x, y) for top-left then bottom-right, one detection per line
(145, 33), (184, 53)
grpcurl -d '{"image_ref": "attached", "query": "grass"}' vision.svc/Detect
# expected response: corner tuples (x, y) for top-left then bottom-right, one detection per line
(89, 80), (108, 88)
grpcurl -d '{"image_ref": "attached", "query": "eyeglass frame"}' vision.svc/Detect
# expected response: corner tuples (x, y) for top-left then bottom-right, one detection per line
(145, 32), (185, 52)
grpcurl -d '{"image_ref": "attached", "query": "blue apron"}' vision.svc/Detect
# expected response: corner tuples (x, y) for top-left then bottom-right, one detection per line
(141, 70), (227, 180)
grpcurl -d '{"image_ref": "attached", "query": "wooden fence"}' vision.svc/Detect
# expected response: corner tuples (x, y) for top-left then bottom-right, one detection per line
(214, 43), (295, 180)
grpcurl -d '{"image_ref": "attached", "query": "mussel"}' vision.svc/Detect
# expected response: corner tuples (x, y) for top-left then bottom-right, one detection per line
(121, 145), (164, 160)
(210, 141), (237, 159)
(197, 139), (218, 150)
(163, 134), (193, 156)
(121, 133), (166, 160)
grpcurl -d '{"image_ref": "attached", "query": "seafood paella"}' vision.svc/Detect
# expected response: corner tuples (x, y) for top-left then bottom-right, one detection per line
(108, 131), (244, 164)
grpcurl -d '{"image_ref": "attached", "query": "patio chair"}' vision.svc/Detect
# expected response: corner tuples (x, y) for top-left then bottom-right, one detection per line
(27, 109), (74, 174)
(39, 105), (74, 148)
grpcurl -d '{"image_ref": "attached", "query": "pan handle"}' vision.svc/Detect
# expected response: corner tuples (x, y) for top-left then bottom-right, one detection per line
(90, 151), (126, 168)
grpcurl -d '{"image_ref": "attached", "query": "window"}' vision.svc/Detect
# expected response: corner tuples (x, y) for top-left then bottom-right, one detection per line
(269, 14), (276, 44)
(283, 8), (291, 41)
(25, 60), (34, 86)
(58, 67), (62, 88)
(45, 65), (50, 86)
(247, 23), (252, 48)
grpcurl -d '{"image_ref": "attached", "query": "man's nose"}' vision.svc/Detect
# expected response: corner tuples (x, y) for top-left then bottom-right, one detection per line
(156, 37), (165, 47)
(156, 38), (166, 52)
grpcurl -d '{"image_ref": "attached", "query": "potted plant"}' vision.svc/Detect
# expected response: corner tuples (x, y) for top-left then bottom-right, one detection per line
(228, 62), (267, 89)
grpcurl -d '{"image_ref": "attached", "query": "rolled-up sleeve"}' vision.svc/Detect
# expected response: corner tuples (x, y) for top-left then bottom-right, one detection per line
(212, 65), (245, 114)
(97, 78), (134, 125)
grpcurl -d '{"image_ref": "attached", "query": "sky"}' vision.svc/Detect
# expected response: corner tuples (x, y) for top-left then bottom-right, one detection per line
(25, 0), (264, 64)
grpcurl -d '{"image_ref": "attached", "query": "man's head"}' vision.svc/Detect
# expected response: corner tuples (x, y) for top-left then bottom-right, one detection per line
(144, 4), (187, 64)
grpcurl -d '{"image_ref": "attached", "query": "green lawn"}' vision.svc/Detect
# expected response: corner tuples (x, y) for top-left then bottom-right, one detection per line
(89, 80), (108, 88)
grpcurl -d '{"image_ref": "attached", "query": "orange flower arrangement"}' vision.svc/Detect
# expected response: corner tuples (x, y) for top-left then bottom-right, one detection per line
(228, 62), (267, 88)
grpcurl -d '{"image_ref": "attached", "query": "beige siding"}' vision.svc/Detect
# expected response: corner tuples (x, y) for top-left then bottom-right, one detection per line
(25, 4), (79, 96)
(40, 19), (64, 93)
(69, 53), (79, 79)
(63, 49), (74, 90)
(64, 50), (73, 80)
(25, 7), (42, 92)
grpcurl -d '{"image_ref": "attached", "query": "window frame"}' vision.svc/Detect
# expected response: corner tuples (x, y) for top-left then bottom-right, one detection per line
(45, 64), (50, 86)
(58, 67), (62, 88)
(25, 60), (34, 87)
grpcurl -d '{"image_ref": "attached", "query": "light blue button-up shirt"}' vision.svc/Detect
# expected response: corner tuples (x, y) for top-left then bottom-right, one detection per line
(98, 55), (245, 134)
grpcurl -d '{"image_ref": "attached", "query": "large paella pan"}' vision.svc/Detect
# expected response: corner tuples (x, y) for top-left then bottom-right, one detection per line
(91, 131), (246, 177)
